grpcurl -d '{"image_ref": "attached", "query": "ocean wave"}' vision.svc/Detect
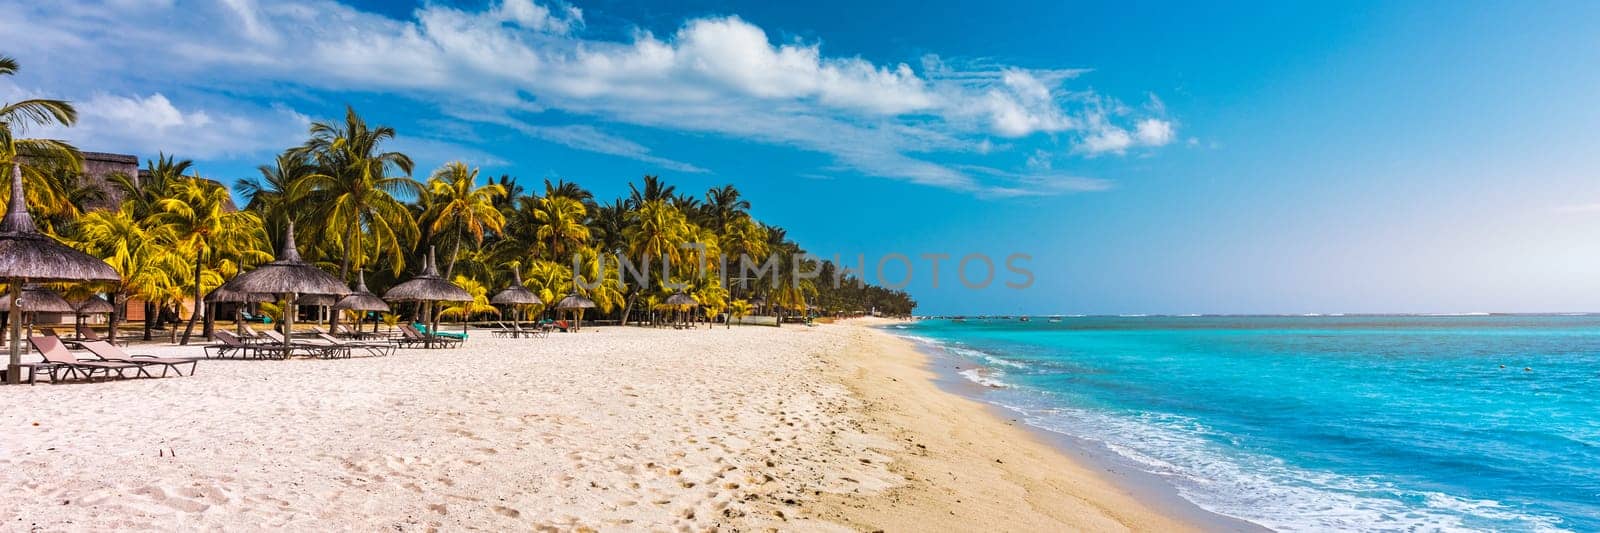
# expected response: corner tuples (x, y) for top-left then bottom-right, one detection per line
(989, 397), (1569, 532)
(958, 368), (1010, 388)
(944, 345), (1030, 370)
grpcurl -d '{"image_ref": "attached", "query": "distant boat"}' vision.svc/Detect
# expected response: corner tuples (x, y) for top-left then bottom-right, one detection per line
(1019, 316), (1030, 322)
(1048, 316), (1062, 323)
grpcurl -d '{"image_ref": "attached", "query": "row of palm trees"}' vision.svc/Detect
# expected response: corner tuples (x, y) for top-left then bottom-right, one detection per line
(1, 54), (917, 345)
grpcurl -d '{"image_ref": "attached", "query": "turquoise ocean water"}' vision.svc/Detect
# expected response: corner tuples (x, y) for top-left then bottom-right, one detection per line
(890, 315), (1600, 531)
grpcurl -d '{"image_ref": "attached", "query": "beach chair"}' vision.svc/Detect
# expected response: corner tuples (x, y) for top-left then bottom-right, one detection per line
(315, 333), (395, 357)
(30, 335), (149, 381)
(79, 340), (199, 377)
(206, 330), (291, 359)
(399, 324), (461, 348)
(414, 323), (467, 341)
(76, 324), (118, 346)
(333, 324), (369, 340)
(261, 330), (350, 359)
(490, 321), (517, 338)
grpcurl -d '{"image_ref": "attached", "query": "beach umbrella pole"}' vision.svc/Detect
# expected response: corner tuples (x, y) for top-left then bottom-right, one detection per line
(6, 282), (20, 384)
(283, 293), (296, 348)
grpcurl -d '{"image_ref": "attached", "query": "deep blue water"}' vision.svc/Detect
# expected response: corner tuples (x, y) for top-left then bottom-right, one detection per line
(891, 315), (1600, 532)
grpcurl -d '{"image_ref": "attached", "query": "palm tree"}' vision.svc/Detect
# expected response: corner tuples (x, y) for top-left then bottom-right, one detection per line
(491, 174), (523, 210)
(292, 106), (419, 280)
(237, 150), (313, 245)
(625, 175), (675, 209)
(543, 178), (593, 204)
(64, 205), (186, 342)
(148, 177), (271, 344)
(0, 56), (88, 229)
(533, 194), (590, 263)
(619, 199), (691, 325)
(423, 161), (506, 277)
(437, 275), (499, 322)
(704, 184), (751, 232)
(589, 198), (629, 254)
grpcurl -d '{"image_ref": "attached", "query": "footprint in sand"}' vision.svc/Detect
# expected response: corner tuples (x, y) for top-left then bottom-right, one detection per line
(493, 505), (521, 518)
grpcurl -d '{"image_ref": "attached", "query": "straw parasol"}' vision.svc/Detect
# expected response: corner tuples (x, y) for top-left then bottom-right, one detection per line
(334, 271), (389, 332)
(228, 222), (349, 348)
(0, 163), (120, 383)
(0, 285), (74, 313)
(383, 247), (470, 347)
(72, 295), (115, 339)
(490, 270), (541, 332)
(73, 296), (115, 315)
(554, 292), (596, 331)
(0, 285), (75, 339)
(665, 292), (699, 328)
(207, 278), (275, 335)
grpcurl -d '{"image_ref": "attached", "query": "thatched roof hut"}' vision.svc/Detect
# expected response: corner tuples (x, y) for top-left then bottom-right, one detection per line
(229, 223), (349, 297)
(383, 247), (470, 303)
(334, 271), (390, 312)
(73, 296), (115, 315)
(490, 270), (541, 305)
(555, 293), (596, 309)
(665, 292), (698, 307)
(1, 163), (120, 382)
(0, 165), (120, 284)
(0, 285), (75, 313)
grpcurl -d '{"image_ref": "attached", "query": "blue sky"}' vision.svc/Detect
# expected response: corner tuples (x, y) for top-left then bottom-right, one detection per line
(3, 1), (1598, 314)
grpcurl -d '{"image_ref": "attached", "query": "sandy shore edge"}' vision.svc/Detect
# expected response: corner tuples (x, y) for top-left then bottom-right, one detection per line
(803, 319), (1203, 532)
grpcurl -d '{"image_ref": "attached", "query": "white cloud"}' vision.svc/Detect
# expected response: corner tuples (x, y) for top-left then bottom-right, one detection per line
(2, 0), (1179, 197)
(2, 83), (310, 159)
(1135, 119), (1175, 146)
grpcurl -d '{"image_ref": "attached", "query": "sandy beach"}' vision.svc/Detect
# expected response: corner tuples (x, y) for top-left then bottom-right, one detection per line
(2, 321), (1192, 531)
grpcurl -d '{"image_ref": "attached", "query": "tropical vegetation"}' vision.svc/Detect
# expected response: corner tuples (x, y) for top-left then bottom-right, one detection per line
(6, 54), (913, 339)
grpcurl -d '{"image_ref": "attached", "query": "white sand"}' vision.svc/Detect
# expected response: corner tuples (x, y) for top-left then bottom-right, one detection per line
(2, 322), (1188, 531)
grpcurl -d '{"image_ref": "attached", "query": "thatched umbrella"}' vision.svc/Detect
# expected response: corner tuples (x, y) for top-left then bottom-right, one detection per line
(228, 222), (349, 349)
(554, 293), (596, 331)
(74, 296), (115, 315)
(207, 279), (274, 335)
(72, 296), (115, 340)
(0, 163), (120, 382)
(0, 285), (74, 340)
(490, 270), (541, 332)
(334, 271), (390, 333)
(665, 292), (698, 328)
(296, 293), (337, 328)
(383, 247), (470, 347)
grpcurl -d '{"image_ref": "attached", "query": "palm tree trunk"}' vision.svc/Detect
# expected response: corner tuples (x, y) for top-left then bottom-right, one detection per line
(446, 232), (461, 278)
(330, 222), (358, 334)
(143, 301), (155, 340)
(108, 292), (121, 344)
(620, 294), (637, 327)
(180, 259), (202, 344)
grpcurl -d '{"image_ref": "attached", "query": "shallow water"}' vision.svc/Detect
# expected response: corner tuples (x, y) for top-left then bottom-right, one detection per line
(893, 316), (1600, 531)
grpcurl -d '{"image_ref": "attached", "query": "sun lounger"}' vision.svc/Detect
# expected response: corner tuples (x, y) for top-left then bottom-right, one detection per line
(413, 323), (467, 340)
(314, 333), (395, 357)
(398, 324), (461, 348)
(79, 340), (198, 377)
(30, 335), (150, 381)
(76, 324), (119, 346)
(334, 324), (381, 341)
(207, 330), (292, 360)
(260, 330), (350, 359)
